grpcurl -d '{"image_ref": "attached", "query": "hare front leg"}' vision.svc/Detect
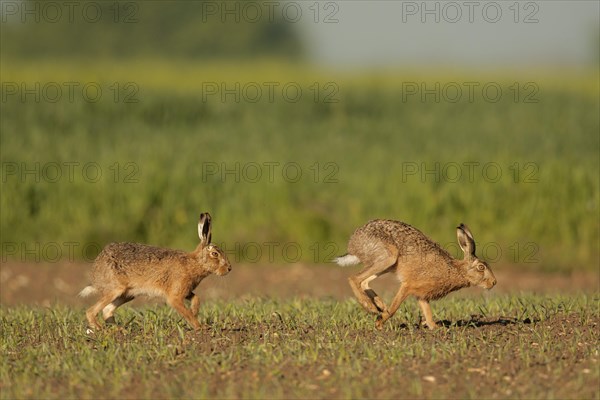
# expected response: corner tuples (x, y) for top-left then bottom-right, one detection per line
(418, 299), (437, 329)
(186, 292), (201, 316)
(167, 295), (201, 330)
(376, 283), (409, 330)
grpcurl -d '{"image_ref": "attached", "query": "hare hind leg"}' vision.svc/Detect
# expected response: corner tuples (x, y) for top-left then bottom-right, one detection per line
(102, 294), (134, 324)
(362, 275), (387, 313)
(349, 253), (397, 315)
(86, 289), (125, 330)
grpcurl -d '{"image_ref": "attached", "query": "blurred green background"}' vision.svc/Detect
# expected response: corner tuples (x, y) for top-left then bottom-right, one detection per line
(1, 1), (598, 271)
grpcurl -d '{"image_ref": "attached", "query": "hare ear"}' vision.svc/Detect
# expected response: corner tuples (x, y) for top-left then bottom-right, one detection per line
(198, 212), (212, 247)
(456, 223), (476, 258)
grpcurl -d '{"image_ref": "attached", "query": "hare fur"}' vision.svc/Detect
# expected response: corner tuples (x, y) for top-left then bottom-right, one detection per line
(335, 220), (496, 329)
(79, 212), (231, 331)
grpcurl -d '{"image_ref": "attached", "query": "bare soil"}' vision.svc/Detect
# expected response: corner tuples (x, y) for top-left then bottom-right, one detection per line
(1, 262), (598, 306)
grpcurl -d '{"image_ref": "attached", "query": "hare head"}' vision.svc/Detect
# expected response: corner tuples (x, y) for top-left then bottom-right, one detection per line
(194, 212), (231, 276)
(456, 223), (496, 290)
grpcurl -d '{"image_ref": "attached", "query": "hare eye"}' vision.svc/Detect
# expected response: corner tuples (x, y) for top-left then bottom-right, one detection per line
(210, 251), (219, 258)
(476, 264), (485, 272)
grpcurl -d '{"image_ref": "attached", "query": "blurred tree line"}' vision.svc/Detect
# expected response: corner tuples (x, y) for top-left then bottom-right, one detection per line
(1, 0), (304, 60)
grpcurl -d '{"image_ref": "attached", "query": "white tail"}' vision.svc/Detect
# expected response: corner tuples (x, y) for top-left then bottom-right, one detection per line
(333, 254), (361, 267)
(78, 286), (97, 297)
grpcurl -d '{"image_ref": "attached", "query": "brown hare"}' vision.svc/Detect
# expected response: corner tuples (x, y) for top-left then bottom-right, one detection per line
(79, 212), (231, 331)
(334, 220), (496, 330)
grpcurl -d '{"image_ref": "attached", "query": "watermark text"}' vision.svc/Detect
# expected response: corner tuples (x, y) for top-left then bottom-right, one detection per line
(201, 162), (339, 184)
(2, 82), (140, 103)
(1, 1), (139, 23)
(400, 162), (539, 183)
(401, 1), (540, 23)
(2, 162), (140, 184)
(201, 81), (339, 103)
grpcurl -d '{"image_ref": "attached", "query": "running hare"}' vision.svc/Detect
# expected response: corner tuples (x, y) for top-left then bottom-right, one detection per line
(334, 220), (496, 330)
(79, 212), (231, 331)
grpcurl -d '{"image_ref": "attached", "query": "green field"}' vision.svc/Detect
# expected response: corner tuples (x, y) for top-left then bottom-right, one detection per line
(1, 62), (599, 398)
(1, 294), (598, 399)
(1, 62), (598, 271)
(2, 4), (599, 399)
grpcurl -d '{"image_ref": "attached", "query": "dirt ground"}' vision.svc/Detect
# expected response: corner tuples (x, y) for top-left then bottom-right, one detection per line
(1, 262), (599, 399)
(1, 262), (598, 307)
